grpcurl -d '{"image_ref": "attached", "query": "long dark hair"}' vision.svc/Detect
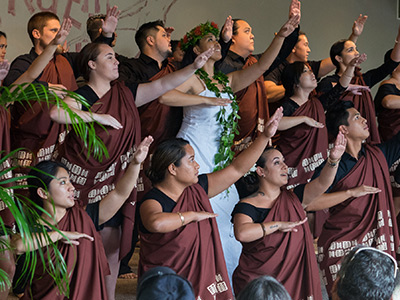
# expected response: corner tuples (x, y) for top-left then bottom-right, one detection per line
(281, 61), (306, 97)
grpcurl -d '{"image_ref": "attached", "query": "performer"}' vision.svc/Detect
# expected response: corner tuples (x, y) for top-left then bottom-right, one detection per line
(138, 108), (283, 300)
(295, 100), (400, 296)
(216, 0), (301, 152)
(159, 14), (300, 284)
(265, 14), (367, 103)
(12, 136), (152, 300)
(317, 25), (400, 143)
(231, 134), (348, 298)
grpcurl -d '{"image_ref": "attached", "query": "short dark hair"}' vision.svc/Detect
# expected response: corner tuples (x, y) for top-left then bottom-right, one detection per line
(336, 245), (397, 300)
(28, 160), (68, 214)
(325, 100), (354, 137)
(0, 31), (6, 39)
(27, 11), (60, 45)
(237, 275), (292, 300)
(78, 42), (103, 81)
(86, 14), (106, 42)
(330, 39), (348, 74)
(281, 61), (306, 97)
(146, 138), (189, 185)
(135, 20), (164, 52)
(232, 18), (243, 36)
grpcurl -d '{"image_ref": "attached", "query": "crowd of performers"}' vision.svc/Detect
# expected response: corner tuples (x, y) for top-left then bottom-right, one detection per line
(1, 0), (400, 299)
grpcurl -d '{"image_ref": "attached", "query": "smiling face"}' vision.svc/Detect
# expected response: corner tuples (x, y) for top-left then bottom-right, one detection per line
(231, 19), (254, 57)
(340, 108), (369, 141)
(337, 40), (359, 67)
(195, 33), (222, 61)
(259, 149), (288, 187)
(0, 35), (7, 62)
(47, 167), (76, 210)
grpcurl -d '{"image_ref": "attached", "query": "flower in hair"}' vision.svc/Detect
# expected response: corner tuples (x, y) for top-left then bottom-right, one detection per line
(180, 21), (220, 52)
(244, 164), (258, 177)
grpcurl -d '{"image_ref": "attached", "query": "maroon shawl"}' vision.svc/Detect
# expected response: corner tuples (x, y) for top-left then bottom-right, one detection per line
(10, 54), (77, 189)
(277, 97), (328, 189)
(137, 60), (179, 200)
(139, 184), (234, 300)
(0, 107), (14, 228)
(57, 81), (141, 258)
(340, 68), (380, 143)
(317, 144), (399, 296)
(233, 55), (269, 153)
(21, 204), (109, 300)
(233, 190), (322, 299)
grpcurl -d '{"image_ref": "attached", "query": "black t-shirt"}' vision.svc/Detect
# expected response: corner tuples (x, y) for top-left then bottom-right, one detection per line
(231, 202), (271, 224)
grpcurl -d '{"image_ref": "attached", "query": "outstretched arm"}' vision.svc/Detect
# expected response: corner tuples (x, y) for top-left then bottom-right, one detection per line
(278, 116), (324, 131)
(98, 136), (153, 225)
(207, 107), (283, 197)
(229, 14), (301, 92)
(159, 89), (232, 107)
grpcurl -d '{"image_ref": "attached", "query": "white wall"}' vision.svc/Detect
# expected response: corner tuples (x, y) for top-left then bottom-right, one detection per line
(1, 0), (398, 93)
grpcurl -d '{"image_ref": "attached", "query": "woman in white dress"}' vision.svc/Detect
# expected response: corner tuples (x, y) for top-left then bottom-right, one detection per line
(159, 14), (300, 283)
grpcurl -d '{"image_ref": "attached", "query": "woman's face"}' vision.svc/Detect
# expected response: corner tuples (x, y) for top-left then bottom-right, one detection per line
(260, 149), (288, 187)
(47, 167), (75, 210)
(0, 36), (7, 62)
(298, 65), (317, 90)
(173, 144), (200, 186)
(338, 40), (359, 67)
(196, 33), (222, 61)
(89, 44), (119, 81)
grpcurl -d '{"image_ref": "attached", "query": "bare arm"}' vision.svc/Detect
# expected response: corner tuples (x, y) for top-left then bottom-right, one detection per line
(159, 87), (231, 107)
(264, 81), (286, 103)
(98, 136), (153, 225)
(278, 116), (324, 131)
(233, 212), (307, 243)
(229, 15), (301, 93)
(207, 107), (283, 197)
(382, 94), (400, 109)
(135, 48), (214, 107)
(391, 25), (400, 62)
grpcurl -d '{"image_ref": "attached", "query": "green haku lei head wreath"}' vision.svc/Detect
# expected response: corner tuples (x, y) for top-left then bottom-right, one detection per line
(180, 21), (219, 52)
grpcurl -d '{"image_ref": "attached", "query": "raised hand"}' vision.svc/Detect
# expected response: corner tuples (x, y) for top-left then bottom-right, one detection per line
(102, 5), (120, 36)
(132, 136), (154, 164)
(303, 117), (324, 128)
(349, 53), (367, 67)
(329, 132), (347, 161)
(53, 18), (72, 46)
(221, 16), (233, 43)
(277, 14), (301, 38)
(193, 47), (215, 69)
(94, 113), (123, 129)
(289, 0), (301, 19)
(60, 231), (94, 245)
(165, 26), (175, 38)
(0, 60), (10, 81)
(264, 106), (283, 138)
(352, 14), (368, 37)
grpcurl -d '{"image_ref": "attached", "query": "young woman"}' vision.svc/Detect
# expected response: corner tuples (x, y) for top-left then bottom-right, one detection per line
(12, 136), (152, 300)
(138, 108), (283, 300)
(317, 25), (400, 143)
(231, 133), (347, 299)
(0, 31), (8, 85)
(159, 14), (300, 283)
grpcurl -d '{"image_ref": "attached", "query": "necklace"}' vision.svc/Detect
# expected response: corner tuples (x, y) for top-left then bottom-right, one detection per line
(195, 68), (240, 171)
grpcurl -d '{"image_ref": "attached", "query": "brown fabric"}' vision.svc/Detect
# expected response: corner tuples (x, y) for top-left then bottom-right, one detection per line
(233, 190), (322, 299)
(340, 68), (380, 143)
(10, 55), (77, 193)
(233, 55), (269, 153)
(277, 96), (328, 189)
(0, 107), (14, 228)
(317, 144), (399, 296)
(378, 105), (400, 142)
(57, 81), (141, 258)
(21, 204), (109, 300)
(139, 184), (234, 300)
(137, 60), (179, 200)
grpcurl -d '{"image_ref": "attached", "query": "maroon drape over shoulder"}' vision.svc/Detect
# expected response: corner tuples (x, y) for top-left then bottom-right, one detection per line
(21, 204), (109, 300)
(317, 144), (399, 296)
(340, 69), (380, 143)
(137, 60), (179, 199)
(233, 55), (269, 153)
(57, 81), (141, 258)
(379, 107), (400, 142)
(139, 184), (234, 300)
(233, 190), (322, 300)
(0, 107), (14, 228)
(10, 55), (77, 179)
(277, 97), (328, 189)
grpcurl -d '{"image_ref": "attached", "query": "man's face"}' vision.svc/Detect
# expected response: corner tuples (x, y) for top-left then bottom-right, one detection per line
(153, 26), (172, 58)
(37, 19), (61, 49)
(292, 34), (310, 62)
(232, 20), (255, 56)
(341, 108), (369, 141)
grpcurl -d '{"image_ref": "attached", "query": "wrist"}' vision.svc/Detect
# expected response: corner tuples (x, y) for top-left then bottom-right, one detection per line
(327, 156), (340, 168)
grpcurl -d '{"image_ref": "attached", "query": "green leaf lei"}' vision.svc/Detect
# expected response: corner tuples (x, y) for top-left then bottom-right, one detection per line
(195, 68), (240, 171)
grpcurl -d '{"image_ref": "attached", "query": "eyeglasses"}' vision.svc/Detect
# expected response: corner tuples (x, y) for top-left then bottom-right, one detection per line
(345, 246), (398, 279)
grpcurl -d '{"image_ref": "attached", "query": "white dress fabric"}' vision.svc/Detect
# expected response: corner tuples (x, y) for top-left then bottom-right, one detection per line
(177, 85), (242, 287)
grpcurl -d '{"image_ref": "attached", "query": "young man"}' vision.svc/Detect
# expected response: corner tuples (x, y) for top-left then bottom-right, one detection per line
(297, 100), (400, 296)
(264, 14), (367, 103)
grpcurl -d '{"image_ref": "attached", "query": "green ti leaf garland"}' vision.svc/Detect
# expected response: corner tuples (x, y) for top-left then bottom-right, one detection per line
(195, 68), (240, 171)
